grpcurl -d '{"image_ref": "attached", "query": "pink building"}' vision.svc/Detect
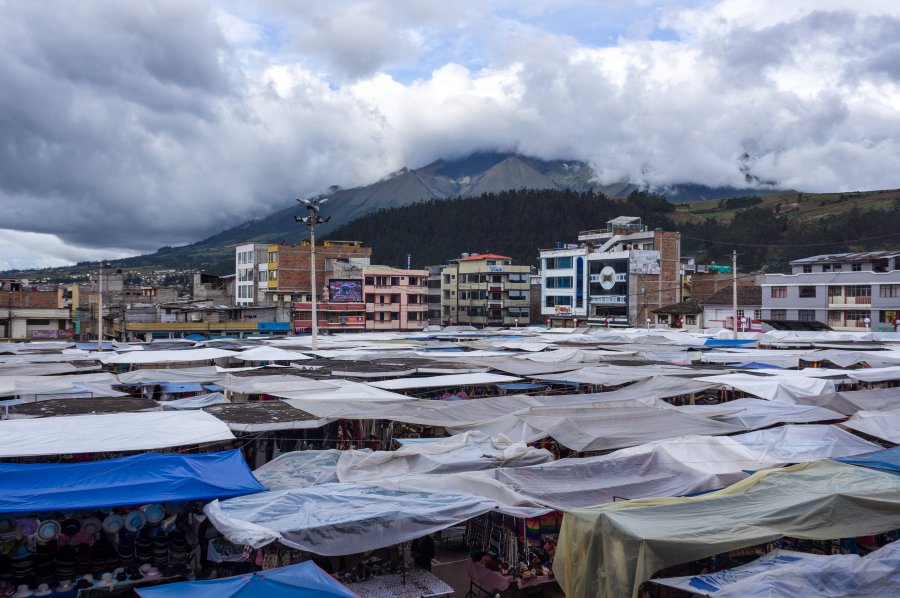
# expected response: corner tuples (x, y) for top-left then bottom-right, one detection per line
(362, 267), (428, 331)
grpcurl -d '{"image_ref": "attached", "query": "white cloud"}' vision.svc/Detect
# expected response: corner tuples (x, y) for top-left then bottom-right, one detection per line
(2, 0), (900, 268)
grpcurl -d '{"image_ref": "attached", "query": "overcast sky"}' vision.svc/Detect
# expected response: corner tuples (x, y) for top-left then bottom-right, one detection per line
(2, 0), (899, 269)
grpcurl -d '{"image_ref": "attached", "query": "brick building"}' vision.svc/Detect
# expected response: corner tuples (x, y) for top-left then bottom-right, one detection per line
(266, 240), (372, 302)
(0, 284), (74, 340)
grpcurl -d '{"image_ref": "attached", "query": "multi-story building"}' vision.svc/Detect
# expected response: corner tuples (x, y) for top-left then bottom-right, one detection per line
(425, 265), (445, 325)
(0, 280), (75, 341)
(538, 216), (681, 327)
(235, 243), (270, 305)
(265, 240), (372, 302)
(362, 266), (428, 331)
(761, 252), (900, 332)
(441, 254), (531, 327)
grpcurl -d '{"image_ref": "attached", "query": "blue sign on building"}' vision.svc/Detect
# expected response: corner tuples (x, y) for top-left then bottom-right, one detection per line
(258, 322), (291, 331)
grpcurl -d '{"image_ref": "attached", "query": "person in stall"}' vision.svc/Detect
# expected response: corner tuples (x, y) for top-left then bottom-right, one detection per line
(411, 534), (436, 571)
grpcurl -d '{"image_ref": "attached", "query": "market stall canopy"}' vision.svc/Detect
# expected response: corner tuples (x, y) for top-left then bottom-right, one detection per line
(216, 375), (336, 396)
(693, 373), (834, 404)
(836, 446), (900, 474)
(205, 483), (499, 555)
(0, 450), (265, 513)
(203, 401), (333, 432)
(798, 388), (900, 415)
(0, 410), (234, 457)
(842, 408), (900, 444)
(159, 392), (231, 410)
(653, 540), (900, 597)
(102, 348), (237, 364)
(5, 397), (161, 418)
(233, 346), (313, 362)
(116, 366), (224, 385)
(135, 561), (357, 598)
(554, 460), (900, 598)
(493, 425), (879, 510)
(678, 398), (846, 430)
(0, 372), (122, 399)
(369, 372), (520, 390)
(847, 365), (900, 383)
(275, 379), (414, 403)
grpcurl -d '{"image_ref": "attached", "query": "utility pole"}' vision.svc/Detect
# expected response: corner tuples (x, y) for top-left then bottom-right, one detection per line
(732, 250), (738, 340)
(296, 196), (330, 351)
(98, 262), (104, 352)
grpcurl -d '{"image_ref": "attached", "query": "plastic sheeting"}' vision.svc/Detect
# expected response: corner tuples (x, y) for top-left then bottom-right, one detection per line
(517, 404), (744, 451)
(216, 375), (337, 395)
(0, 450), (265, 513)
(847, 365), (900, 383)
(136, 561), (358, 598)
(369, 372), (520, 390)
(678, 398), (845, 430)
(159, 392), (231, 410)
(0, 372), (121, 398)
(0, 411), (235, 457)
(102, 348), (237, 364)
(836, 446), (900, 473)
(116, 366), (223, 385)
(335, 432), (553, 482)
(554, 461), (900, 598)
(233, 346), (313, 362)
(204, 483), (499, 555)
(693, 373), (834, 404)
(253, 450), (345, 490)
(842, 409), (900, 444)
(798, 388), (900, 415)
(276, 378), (415, 402)
(654, 540), (900, 597)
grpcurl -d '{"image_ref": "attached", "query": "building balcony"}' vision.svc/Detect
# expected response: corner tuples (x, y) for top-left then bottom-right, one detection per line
(589, 294), (627, 304)
(293, 302), (364, 311)
(589, 273), (627, 283)
(827, 296), (872, 306)
(370, 303), (401, 311)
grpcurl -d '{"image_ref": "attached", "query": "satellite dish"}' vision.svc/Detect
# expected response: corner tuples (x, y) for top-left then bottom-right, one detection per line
(599, 266), (616, 291)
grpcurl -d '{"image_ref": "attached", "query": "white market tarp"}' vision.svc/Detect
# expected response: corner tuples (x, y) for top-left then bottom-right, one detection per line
(216, 375), (337, 395)
(159, 392), (231, 410)
(276, 379), (414, 403)
(847, 365), (900, 383)
(204, 483), (499, 555)
(103, 348), (237, 364)
(554, 460), (900, 598)
(843, 409), (900, 444)
(253, 450), (346, 490)
(369, 372), (520, 390)
(116, 366), (224, 385)
(517, 404), (744, 451)
(798, 388), (900, 415)
(693, 373), (834, 404)
(678, 398), (846, 430)
(654, 541), (900, 597)
(0, 411), (234, 457)
(335, 432), (553, 482)
(233, 346), (313, 362)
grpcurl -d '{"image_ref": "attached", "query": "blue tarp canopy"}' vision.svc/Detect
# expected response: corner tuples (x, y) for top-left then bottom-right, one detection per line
(204, 384), (224, 392)
(704, 339), (757, 347)
(732, 362), (784, 369)
(159, 382), (203, 393)
(836, 447), (900, 474)
(135, 561), (357, 598)
(0, 450), (266, 513)
(75, 341), (114, 351)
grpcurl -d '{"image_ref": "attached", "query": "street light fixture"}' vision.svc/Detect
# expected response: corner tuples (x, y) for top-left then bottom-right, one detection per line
(295, 196), (330, 351)
(97, 262), (111, 352)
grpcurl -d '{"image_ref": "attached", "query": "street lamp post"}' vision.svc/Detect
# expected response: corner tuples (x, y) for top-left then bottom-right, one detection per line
(98, 262), (105, 352)
(296, 196), (330, 351)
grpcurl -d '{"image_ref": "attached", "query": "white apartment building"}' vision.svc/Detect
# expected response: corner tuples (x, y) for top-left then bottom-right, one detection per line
(235, 243), (270, 305)
(539, 217), (681, 327)
(761, 252), (900, 332)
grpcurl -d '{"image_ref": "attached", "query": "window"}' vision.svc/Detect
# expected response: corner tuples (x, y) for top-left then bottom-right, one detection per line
(546, 276), (573, 289)
(852, 263), (862, 272)
(754, 309), (762, 320)
(365, 293), (375, 302)
(545, 296), (572, 307)
(802, 264), (812, 273)
(544, 257), (573, 269)
(880, 285), (900, 298)
(443, 275), (450, 284)
(799, 286), (816, 298)
(881, 310), (899, 324)
(508, 273), (528, 283)
(507, 291), (528, 300)
(390, 277), (400, 285)
(828, 286), (843, 298)
(657, 315), (668, 324)
(686, 315), (696, 325)
(390, 294), (401, 303)
(845, 310), (869, 326)
(770, 286), (787, 298)
(846, 285), (871, 298)
(268, 251), (278, 264)
(365, 276), (374, 285)
(736, 309), (744, 318)
(770, 309), (787, 320)
(257, 271), (267, 283)
(822, 264), (831, 272)
(833, 264), (842, 272)
(798, 310), (816, 322)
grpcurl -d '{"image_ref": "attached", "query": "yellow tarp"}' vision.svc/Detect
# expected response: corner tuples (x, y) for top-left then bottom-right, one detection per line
(554, 460), (900, 598)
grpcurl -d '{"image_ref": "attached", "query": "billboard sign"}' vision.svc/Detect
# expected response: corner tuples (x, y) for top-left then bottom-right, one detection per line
(629, 250), (661, 274)
(328, 279), (363, 302)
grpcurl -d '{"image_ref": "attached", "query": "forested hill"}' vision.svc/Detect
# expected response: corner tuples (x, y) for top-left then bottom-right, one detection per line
(329, 188), (900, 271)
